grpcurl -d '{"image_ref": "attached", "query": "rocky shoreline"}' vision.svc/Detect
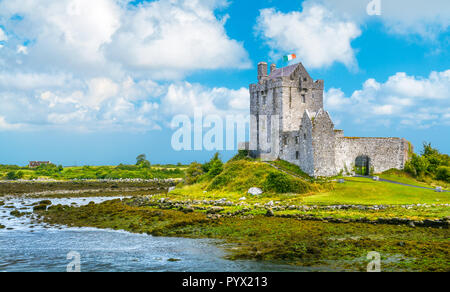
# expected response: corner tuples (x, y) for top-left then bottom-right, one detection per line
(125, 196), (450, 229)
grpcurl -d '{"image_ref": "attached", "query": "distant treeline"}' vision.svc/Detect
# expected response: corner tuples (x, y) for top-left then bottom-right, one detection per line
(0, 161), (187, 181)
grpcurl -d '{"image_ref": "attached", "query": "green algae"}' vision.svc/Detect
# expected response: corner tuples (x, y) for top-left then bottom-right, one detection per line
(36, 199), (450, 272)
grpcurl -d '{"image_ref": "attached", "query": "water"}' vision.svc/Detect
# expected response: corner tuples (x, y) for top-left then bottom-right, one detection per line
(0, 197), (329, 272)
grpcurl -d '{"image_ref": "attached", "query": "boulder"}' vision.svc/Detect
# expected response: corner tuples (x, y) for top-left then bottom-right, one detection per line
(435, 186), (443, 193)
(168, 187), (176, 193)
(265, 209), (274, 217)
(248, 187), (263, 196)
(207, 207), (225, 214)
(373, 176), (380, 181)
(239, 197), (246, 201)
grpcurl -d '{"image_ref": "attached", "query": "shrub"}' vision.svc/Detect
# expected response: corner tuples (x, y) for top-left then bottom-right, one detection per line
(185, 162), (204, 185)
(436, 166), (450, 183)
(207, 158), (223, 178)
(6, 171), (21, 180)
(263, 172), (292, 193)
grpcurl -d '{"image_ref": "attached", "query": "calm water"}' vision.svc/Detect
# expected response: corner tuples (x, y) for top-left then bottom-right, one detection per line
(0, 197), (330, 272)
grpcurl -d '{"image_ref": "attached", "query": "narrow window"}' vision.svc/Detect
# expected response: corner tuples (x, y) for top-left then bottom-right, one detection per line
(289, 89), (292, 109)
(283, 136), (288, 146)
(302, 94), (306, 103)
(304, 133), (307, 139)
(263, 95), (266, 105)
(295, 136), (299, 144)
(296, 151), (299, 160)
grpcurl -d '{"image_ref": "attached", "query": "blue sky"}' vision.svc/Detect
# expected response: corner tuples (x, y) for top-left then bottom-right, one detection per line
(0, 0), (449, 166)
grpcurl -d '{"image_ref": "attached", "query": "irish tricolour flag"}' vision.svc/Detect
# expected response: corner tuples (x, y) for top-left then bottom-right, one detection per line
(283, 54), (296, 62)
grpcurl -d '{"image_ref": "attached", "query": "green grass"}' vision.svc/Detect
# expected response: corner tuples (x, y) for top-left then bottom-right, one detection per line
(270, 160), (313, 180)
(379, 169), (449, 190)
(303, 177), (450, 205)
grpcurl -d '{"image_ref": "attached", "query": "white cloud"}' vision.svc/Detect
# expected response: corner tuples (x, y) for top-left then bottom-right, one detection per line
(161, 82), (249, 117)
(255, 3), (361, 69)
(0, 0), (249, 78)
(0, 0), (251, 132)
(106, 0), (251, 79)
(309, 0), (450, 39)
(325, 69), (450, 128)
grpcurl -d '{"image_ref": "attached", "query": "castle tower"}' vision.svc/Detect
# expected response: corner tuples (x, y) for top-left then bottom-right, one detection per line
(249, 62), (325, 162)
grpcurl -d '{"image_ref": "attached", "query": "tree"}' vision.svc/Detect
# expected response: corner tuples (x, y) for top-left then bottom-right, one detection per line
(203, 153), (223, 178)
(136, 154), (151, 168)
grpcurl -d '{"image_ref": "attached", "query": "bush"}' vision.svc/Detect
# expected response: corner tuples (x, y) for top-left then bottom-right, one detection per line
(263, 172), (293, 193)
(436, 166), (450, 183)
(6, 171), (22, 180)
(203, 153), (223, 178)
(185, 162), (204, 185)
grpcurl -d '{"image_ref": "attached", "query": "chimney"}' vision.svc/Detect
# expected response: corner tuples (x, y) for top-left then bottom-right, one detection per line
(257, 62), (268, 81)
(270, 64), (277, 74)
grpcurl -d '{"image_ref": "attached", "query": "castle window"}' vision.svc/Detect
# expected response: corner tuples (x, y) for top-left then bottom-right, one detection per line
(302, 94), (306, 103)
(303, 77), (307, 82)
(263, 95), (266, 105)
(295, 136), (299, 144)
(304, 134), (307, 139)
(289, 89), (292, 109)
(283, 136), (288, 146)
(296, 151), (299, 160)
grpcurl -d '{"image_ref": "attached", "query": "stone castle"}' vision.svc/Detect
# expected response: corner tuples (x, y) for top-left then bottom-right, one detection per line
(246, 61), (411, 177)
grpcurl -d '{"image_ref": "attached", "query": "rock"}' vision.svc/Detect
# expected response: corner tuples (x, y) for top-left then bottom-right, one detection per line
(239, 197), (246, 201)
(168, 187), (176, 193)
(408, 221), (415, 227)
(181, 206), (194, 213)
(207, 207), (224, 214)
(266, 201), (274, 207)
(435, 186), (443, 193)
(248, 187), (263, 196)
(338, 179), (345, 184)
(372, 176), (380, 181)
(265, 209), (274, 217)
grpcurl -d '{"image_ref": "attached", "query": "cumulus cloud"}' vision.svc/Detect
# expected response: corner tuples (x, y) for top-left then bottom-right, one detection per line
(0, 70), (249, 132)
(255, 3), (361, 69)
(0, 0), (249, 78)
(309, 0), (450, 39)
(0, 0), (251, 132)
(105, 0), (251, 79)
(161, 82), (249, 117)
(325, 70), (450, 128)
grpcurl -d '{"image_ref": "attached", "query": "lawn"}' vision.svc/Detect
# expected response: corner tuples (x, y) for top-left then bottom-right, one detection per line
(303, 177), (450, 205)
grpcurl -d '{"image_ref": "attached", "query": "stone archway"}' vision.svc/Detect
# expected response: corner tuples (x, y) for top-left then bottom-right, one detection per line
(355, 155), (370, 176)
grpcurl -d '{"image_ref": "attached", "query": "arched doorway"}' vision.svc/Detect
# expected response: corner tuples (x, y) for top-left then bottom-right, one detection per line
(355, 155), (370, 176)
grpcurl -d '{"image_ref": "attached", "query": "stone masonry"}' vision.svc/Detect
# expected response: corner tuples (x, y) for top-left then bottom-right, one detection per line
(247, 62), (411, 177)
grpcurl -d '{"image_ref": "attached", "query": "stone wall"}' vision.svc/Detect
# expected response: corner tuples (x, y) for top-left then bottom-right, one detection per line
(311, 110), (337, 177)
(335, 137), (410, 175)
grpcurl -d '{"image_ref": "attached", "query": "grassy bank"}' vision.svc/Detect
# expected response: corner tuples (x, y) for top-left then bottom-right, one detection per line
(35, 199), (450, 272)
(0, 164), (186, 181)
(0, 180), (174, 197)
